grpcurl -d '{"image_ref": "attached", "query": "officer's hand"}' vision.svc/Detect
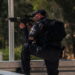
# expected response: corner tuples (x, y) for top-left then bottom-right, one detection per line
(29, 37), (34, 40)
(19, 23), (26, 29)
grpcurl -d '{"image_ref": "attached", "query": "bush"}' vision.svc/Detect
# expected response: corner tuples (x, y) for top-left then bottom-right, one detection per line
(0, 45), (41, 61)
(0, 48), (9, 60)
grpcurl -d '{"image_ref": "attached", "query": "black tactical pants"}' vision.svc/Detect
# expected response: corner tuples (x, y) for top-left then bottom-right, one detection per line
(21, 43), (62, 75)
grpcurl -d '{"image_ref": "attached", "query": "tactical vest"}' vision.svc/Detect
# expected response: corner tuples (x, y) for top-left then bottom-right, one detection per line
(35, 18), (66, 47)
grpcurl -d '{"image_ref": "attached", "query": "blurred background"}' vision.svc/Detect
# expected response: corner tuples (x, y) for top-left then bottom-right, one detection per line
(0, 0), (75, 61)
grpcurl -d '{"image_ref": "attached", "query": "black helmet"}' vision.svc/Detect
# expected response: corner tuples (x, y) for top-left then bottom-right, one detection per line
(32, 9), (47, 17)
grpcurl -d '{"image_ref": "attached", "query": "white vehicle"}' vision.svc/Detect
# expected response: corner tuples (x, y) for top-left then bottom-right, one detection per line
(0, 70), (23, 75)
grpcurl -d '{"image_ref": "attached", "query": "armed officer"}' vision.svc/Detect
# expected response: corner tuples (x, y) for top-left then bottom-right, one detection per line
(19, 10), (66, 75)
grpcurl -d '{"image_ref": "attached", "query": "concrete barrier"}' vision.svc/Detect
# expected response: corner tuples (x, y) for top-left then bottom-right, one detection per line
(0, 59), (75, 72)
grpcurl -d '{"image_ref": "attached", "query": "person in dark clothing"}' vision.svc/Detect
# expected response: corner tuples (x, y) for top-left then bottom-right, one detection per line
(20, 10), (66, 75)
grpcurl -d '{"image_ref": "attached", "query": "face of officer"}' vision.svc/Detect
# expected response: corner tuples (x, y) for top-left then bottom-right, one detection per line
(32, 13), (45, 21)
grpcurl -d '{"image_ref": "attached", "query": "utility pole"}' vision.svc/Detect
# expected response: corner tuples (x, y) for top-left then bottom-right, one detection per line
(8, 0), (14, 61)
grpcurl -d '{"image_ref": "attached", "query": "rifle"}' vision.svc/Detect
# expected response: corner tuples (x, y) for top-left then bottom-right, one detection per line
(8, 15), (33, 24)
(8, 15), (34, 43)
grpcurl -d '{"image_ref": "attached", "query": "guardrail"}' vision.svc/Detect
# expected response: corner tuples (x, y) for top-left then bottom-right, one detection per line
(0, 59), (75, 73)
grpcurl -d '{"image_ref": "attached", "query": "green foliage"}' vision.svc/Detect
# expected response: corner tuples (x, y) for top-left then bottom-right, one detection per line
(29, 0), (75, 22)
(55, 0), (75, 23)
(0, 48), (9, 60)
(14, 45), (22, 60)
(0, 0), (33, 48)
(14, 0), (33, 16)
(15, 46), (42, 60)
(14, 0), (33, 47)
(31, 55), (42, 60)
(29, 0), (63, 20)
(0, 46), (41, 60)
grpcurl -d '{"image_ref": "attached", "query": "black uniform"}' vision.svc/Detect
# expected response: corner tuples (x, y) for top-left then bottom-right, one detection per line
(21, 18), (65, 75)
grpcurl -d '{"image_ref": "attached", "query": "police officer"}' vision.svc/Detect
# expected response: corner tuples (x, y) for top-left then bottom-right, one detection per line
(20, 10), (65, 75)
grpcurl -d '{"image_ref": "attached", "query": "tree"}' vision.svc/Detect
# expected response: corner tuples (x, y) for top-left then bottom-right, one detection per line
(28, 0), (63, 20)
(0, 0), (8, 48)
(55, 0), (75, 23)
(0, 0), (3, 16)
(14, 0), (33, 47)
(14, 0), (33, 16)
(0, 0), (33, 48)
